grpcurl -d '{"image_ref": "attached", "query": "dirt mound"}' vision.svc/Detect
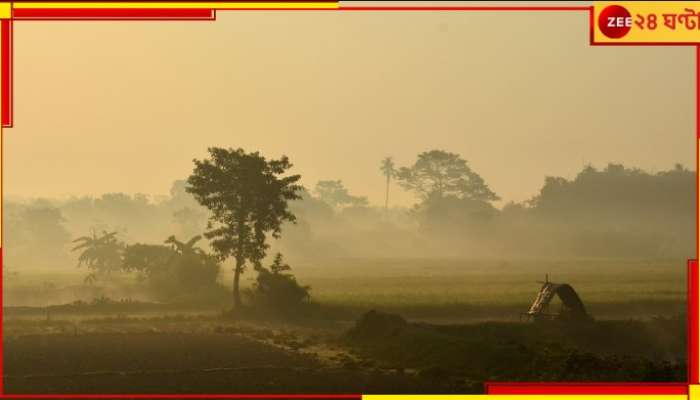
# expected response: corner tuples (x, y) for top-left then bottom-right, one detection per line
(347, 310), (408, 341)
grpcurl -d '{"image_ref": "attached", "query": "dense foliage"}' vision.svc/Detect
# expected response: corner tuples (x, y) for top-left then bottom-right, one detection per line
(5, 150), (694, 277)
(187, 147), (303, 307)
(122, 235), (223, 302)
(247, 253), (311, 312)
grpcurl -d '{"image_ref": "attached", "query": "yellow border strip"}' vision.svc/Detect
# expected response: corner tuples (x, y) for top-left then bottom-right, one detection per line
(691, 385), (700, 399)
(0, 3), (9, 18)
(363, 396), (688, 400)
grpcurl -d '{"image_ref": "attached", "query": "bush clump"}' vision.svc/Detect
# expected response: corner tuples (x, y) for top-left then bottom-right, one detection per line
(247, 253), (311, 313)
(347, 310), (409, 341)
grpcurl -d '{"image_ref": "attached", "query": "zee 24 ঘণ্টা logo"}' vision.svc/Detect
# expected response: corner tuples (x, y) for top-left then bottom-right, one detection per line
(598, 3), (700, 39)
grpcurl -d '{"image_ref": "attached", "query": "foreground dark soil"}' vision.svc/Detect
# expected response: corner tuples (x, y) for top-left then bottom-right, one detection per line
(346, 311), (687, 386)
(5, 333), (460, 394)
(3, 312), (688, 394)
(4, 317), (460, 394)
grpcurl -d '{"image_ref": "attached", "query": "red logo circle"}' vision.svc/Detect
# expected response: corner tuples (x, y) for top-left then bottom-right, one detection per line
(598, 5), (632, 39)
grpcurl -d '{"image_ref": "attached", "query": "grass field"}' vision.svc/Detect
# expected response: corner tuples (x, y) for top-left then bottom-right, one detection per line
(2, 257), (689, 393)
(5, 257), (688, 321)
(291, 257), (688, 321)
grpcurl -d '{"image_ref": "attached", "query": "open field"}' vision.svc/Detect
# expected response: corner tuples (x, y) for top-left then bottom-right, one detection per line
(3, 258), (688, 393)
(293, 258), (688, 321)
(5, 258), (689, 322)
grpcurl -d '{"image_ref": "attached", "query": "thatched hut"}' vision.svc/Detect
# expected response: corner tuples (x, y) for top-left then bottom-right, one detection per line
(524, 276), (590, 321)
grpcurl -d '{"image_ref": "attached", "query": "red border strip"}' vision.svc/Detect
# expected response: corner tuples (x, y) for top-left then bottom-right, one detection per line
(485, 383), (689, 395)
(690, 259), (698, 384)
(13, 8), (215, 20)
(1, 19), (11, 128)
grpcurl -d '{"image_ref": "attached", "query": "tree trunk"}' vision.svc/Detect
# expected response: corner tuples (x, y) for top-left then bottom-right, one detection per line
(233, 218), (246, 309)
(385, 175), (390, 211)
(233, 258), (243, 308)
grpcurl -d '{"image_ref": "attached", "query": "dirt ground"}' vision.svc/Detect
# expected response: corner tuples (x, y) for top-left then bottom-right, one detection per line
(3, 317), (462, 394)
(3, 311), (687, 395)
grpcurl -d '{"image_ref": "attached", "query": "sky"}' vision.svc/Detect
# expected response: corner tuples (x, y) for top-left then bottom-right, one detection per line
(4, 6), (695, 207)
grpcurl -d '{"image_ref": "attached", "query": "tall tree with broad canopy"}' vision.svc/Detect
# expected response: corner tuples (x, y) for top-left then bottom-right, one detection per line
(395, 150), (499, 203)
(186, 148), (302, 308)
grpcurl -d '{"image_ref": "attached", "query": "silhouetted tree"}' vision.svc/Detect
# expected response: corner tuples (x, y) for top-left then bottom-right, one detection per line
(94, 193), (154, 222)
(22, 206), (72, 252)
(380, 157), (396, 211)
(165, 235), (202, 255)
(521, 163), (694, 257)
(314, 180), (368, 209)
(122, 235), (222, 302)
(6, 205), (72, 269)
(269, 252), (291, 274)
(71, 231), (124, 283)
(395, 150), (499, 203)
(187, 148), (302, 308)
(122, 242), (172, 275)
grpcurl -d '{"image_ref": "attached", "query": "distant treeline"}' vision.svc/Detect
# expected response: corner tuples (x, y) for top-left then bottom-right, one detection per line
(4, 160), (694, 272)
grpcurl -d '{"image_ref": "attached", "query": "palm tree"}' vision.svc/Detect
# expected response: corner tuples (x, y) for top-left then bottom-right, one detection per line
(164, 234), (220, 291)
(165, 235), (204, 256)
(380, 157), (396, 211)
(71, 230), (124, 281)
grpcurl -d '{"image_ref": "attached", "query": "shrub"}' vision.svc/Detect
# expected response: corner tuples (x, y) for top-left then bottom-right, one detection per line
(122, 235), (225, 303)
(247, 253), (311, 312)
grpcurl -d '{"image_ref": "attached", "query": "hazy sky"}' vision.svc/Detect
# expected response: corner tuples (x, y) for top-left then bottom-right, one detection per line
(5, 7), (695, 207)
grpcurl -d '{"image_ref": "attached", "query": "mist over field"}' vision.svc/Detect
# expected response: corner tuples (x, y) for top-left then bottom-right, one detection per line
(3, 156), (693, 393)
(4, 159), (693, 308)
